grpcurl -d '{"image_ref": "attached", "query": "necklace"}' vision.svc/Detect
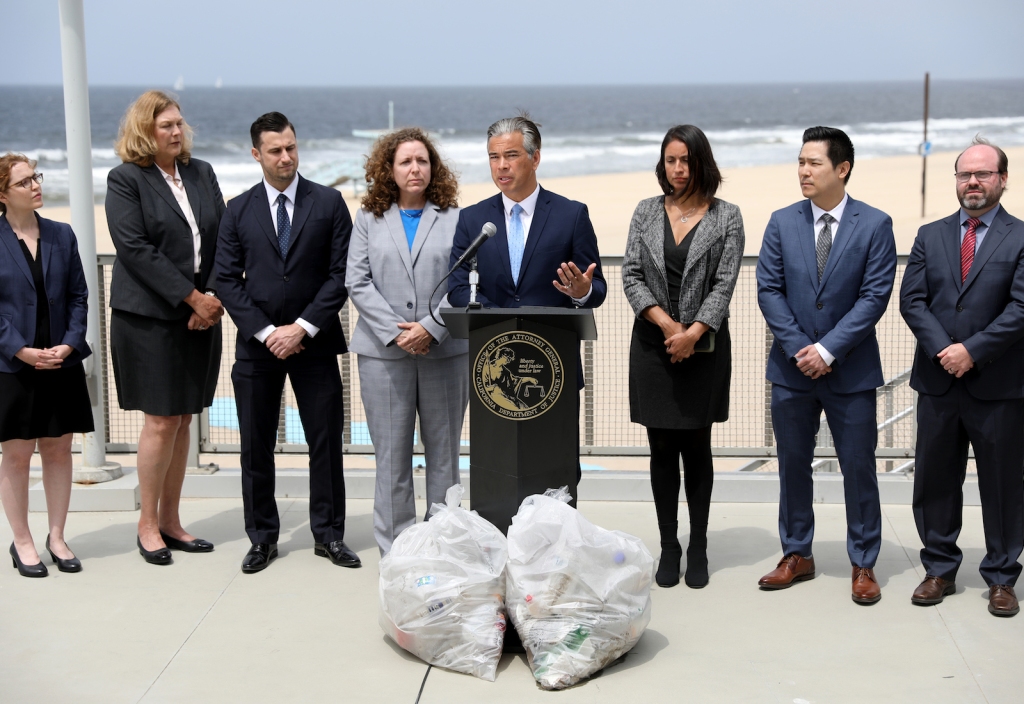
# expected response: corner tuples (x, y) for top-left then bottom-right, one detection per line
(679, 205), (699, 223)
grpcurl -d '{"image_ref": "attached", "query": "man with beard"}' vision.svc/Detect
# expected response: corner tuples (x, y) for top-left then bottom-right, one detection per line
(900, 137), (1024, 617)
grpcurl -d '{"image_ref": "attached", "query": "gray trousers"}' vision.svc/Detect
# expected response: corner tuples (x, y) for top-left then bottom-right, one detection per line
(358, 353), (469, 554)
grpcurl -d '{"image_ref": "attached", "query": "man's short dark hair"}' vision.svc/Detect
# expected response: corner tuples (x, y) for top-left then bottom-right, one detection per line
(251, 112), (296, 149)
(655, 124), (722, 201)
(802, 126), (855, 184)
(955, 134), (1008, 174)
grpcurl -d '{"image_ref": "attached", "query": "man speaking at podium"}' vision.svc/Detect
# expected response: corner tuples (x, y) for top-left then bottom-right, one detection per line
(448, 113), (606, 483)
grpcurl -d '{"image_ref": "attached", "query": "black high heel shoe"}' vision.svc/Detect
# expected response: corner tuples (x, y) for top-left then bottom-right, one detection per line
(46, 535), (82, 573)
(10, 542), (48, 578)
(160, 531), (214, 553)
(137, 536), (173, 565)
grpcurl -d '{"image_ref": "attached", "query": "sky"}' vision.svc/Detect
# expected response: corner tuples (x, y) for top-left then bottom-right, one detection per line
(5, 0), (1024, 87)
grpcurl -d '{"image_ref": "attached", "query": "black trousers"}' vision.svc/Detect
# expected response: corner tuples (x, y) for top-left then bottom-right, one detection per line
(232, 355), (347, 545)
(914, 381), (1024, 587)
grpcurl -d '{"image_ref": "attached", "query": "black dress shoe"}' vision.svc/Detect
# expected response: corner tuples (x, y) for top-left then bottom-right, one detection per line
(160, 531), (214, 553)
(10, 542), (48, 578)
(46, 534), (82, 573)
(314, 540), (361, 568)
(137, 536), (173, 565)
(242, 543), (278, 574)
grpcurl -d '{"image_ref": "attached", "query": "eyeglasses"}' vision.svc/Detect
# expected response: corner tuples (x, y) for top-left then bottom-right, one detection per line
(8, 172), (44, 190)
(954, 170), (1001, 183)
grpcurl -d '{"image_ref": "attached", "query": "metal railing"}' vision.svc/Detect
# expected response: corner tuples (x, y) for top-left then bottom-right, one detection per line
(83, 254), (920, 471)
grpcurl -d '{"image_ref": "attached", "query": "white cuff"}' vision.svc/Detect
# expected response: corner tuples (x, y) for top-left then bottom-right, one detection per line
(254, 325), (276, 344)
(571, 286), (593, 306)
(296, 318), (319, 338)
(814, 342), (835, 366)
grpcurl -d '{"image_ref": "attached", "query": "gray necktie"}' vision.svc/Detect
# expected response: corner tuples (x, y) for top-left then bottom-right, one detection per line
(276, 193), (291, 259)
(816, 213), (834, 282)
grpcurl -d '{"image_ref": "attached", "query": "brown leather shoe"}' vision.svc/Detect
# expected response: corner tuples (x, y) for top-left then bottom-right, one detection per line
(988, 585), (1020, 617)
(758, 553), (815, 589)
(852, 566), (881, 604)
(911, 575), (956, 605)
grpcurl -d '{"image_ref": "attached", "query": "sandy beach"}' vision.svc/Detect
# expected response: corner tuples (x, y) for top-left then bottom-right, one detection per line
(41, 147), (1024, 257)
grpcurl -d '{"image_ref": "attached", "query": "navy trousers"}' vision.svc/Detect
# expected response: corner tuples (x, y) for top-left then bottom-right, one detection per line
(913, 382), (1024, 587)
(771, 382), (882, 568)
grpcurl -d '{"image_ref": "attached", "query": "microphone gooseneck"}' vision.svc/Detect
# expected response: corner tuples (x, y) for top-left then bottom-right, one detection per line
(428, 222), (498, 327)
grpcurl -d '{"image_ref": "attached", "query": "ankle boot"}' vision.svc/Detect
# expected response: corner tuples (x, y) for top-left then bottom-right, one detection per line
(684, 543), (709, 588)
(656, 539), (682, 588)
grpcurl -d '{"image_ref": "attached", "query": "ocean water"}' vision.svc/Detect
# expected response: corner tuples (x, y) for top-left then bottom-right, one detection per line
(1, 81), (1023, 205)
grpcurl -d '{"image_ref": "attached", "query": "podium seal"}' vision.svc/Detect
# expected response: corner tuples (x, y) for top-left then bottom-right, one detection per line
(473, 331), (564, 420)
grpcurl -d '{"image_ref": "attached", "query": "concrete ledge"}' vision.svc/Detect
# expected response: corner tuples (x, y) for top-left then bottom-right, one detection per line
(30, 468), (140, 512)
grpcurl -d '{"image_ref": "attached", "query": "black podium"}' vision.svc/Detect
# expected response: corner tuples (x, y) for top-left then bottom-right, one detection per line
(442, 307), (597, 535)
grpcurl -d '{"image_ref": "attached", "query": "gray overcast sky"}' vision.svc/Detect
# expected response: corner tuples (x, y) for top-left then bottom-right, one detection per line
(6, 0), (1024, 86)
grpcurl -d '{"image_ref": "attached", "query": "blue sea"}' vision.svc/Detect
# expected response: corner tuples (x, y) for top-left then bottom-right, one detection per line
(1, 81), (1023, 205)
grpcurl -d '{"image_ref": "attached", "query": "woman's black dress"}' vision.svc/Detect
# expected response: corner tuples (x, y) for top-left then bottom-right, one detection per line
(628, 211), (731, 429)
(0, 239), (94, 441)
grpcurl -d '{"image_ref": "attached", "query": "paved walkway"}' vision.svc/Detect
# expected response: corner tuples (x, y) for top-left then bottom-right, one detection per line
(1, 498), (1021, 703)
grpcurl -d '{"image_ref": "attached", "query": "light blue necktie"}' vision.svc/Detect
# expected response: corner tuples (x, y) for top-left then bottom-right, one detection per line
(276, 193), (291, 259)
(508, 203), (525, 286)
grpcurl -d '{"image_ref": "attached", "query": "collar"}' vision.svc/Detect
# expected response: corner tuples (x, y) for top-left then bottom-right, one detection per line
(501, 184), (541, 217)
(810, 192), (849, 226)
(157, 162), (182, 186)
(960, 203), (1001, 229)
(264, 175), (299, 205)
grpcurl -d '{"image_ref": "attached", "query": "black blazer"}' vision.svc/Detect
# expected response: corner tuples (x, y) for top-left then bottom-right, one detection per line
(213, 175), (353, 361)
(900, 205), (1024, 400)
(105, 159), (225, 320)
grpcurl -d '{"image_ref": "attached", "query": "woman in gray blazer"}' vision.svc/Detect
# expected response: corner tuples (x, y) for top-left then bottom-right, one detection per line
(622, 125), (744, 589)
(346, 127), (468, 555)
(106, 91), (226, 565)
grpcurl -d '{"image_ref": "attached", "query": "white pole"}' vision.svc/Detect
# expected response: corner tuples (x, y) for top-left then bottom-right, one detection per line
(58, 0), (121, 483)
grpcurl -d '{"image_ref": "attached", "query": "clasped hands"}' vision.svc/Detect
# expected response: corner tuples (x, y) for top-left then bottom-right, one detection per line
(937, 343), (973, 378)
(266, 323), (307, 360)
(663, 320), (708, 363)
(552, 261), (596, 300)
(15, 344), (73, 370)
(796, 344), (832, 380)
(185, 289), (224, 332)
(394, 322), (434, 356)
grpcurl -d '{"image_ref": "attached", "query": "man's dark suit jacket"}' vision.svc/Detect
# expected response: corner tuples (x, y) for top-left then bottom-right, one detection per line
(105, 159), (225, 320)
(448, 188), (606, 310)
(214, 175), (352, 360)
(900, 205), (1024, 400)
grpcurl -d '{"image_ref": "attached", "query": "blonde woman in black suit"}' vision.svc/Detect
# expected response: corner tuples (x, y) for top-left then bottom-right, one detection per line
(106, 91), (225, 565)
(622, 125), (744, 589)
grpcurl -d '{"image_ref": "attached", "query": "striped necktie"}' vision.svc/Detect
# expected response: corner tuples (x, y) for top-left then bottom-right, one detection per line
(816, 213), (834, 282)
(961, 217), (981, 283)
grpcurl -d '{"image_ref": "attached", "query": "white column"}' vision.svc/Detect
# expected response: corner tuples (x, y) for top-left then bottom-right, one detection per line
(58, 0), (121, 483)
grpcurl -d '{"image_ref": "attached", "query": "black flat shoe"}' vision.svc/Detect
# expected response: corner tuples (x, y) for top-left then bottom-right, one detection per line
(10, 542), (48, 578)
(46, 535), (82, 573)
(314, 540), (361, 568)
(160, 531), (214, 553)
(242, 543), (278, 573)
(137, 536), (173, 565)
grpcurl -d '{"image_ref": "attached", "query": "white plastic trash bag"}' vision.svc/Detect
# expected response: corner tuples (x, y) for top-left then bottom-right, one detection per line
(378, 484), (508, 681)
(506, 487), (654, 690)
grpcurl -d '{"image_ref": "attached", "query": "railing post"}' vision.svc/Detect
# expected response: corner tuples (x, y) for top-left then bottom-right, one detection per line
(341, 302), (353, 446)
(583, 339), (594, 447)
(186, 411), (218, 474)
(763, 325), (774, 447)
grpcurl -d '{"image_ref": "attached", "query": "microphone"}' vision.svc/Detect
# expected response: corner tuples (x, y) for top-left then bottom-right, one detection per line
(449, 222), (497, 273)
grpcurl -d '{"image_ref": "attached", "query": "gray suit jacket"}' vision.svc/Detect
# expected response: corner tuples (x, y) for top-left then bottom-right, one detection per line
(106, 159), (225, 320)
(346, 202), (467, 359)
(622, 196), (745, 330)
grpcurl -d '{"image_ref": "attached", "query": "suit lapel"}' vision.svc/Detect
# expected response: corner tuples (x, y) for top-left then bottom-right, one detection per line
(797, 202), (820, 291)
(939, 213), (963, 292)
(682, 200), (726, 280)
(490, 195), (513, 285)
(287, 177), (313, 254)
(384, 204), (414, 279)
(517, 188), (551, 289)
(411, 203), (438, 268)
(142, 163), (189, 225)
(38, 215), (54, 283)
(251, 183), (280, 256)
(818, 200), (860, 290)
(178, 162), (202, 225)
(0, 215), (33, 285)
(962, 209), (1012, 294)
(638, 198), (668, 282)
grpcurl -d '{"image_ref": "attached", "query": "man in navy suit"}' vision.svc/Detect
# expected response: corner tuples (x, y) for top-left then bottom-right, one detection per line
(215, 112), (360, 573)
(900, 138), (1024, 617)
(756, 126), (896, 603)
(448, 114), (606, 492)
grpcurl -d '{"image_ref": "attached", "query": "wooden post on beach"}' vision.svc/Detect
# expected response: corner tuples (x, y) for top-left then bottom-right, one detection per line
(921, 72), (930, 218)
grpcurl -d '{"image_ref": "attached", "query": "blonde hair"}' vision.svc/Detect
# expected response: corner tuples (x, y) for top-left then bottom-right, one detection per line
(114, 90), (193, 166)
(0, 153), (36, 214)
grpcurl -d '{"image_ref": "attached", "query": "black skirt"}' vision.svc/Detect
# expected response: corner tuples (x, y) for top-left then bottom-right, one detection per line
(0, 363), (95, 442)
(629, 317), (731, 430)
(110, 309), (221, 416)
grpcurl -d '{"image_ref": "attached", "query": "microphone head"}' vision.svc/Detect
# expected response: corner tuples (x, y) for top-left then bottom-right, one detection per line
(482, 222), (497, 238)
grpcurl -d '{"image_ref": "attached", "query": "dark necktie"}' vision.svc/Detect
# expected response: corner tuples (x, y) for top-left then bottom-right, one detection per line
(276, 193), (291, 258)
(961, 217), (981, 283)
(816, 213), (834, 282)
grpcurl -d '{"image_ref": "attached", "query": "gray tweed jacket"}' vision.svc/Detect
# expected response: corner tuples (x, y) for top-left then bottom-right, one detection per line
(622, 196), (744, 330)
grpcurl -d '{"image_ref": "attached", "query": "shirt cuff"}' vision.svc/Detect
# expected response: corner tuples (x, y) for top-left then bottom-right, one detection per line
(296, 318), (319, 338)
(814, 342), (835, 366)
(254, 325), (276, 344)
(571, 286), (593, 306)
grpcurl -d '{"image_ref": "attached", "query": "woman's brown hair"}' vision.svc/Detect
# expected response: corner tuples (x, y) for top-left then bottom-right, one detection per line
(114, 90), (193, 166)
(361, 127), (459, 217)
(0, 153), (36, 214)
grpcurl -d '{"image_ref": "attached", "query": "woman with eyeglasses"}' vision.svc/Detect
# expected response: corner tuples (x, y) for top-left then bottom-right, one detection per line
(0, 153), (94, 577)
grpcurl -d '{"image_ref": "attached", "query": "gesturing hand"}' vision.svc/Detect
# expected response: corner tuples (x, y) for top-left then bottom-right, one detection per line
(553, 261), (596, 300)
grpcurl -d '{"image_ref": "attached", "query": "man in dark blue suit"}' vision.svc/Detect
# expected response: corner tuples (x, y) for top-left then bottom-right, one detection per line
(215, 113), (360, 573)
(900, 138), (1024, 617)
(756, 127), (896, 604)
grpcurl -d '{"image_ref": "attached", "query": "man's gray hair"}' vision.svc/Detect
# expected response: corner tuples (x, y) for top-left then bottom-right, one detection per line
(487, 113), (542, 156)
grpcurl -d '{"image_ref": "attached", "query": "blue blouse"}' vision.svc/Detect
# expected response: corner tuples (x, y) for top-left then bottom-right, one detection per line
(399, 209), (423, 250)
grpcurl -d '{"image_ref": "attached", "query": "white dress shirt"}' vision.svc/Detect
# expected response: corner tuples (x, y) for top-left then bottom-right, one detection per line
(501, 184), (591, 305)
(158, 163), (201, 274)
(253, 176), (319, 344)
(808, 193), (849, 366)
